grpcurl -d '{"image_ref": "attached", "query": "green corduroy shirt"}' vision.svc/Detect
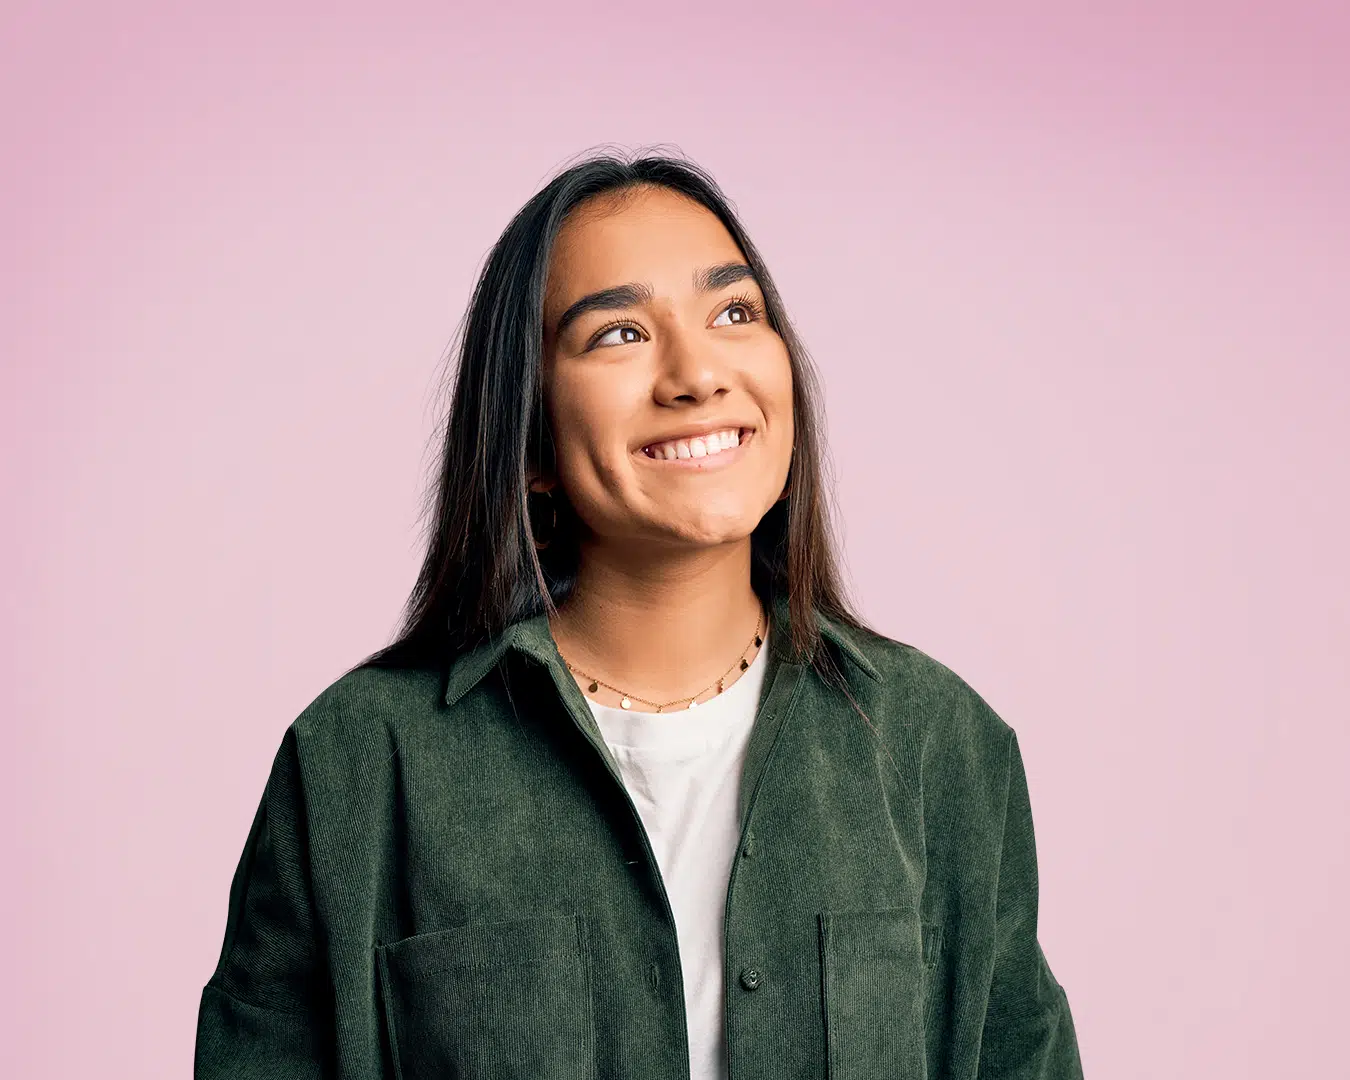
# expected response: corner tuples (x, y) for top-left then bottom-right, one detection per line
(195, 594), (1084, 1079)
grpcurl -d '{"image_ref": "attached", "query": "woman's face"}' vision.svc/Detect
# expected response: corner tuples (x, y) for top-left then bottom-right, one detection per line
(540, 185), (794, 552)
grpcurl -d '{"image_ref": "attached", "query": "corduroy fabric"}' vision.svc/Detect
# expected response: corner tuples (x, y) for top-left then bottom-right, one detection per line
(195, 594), (1085, 1079)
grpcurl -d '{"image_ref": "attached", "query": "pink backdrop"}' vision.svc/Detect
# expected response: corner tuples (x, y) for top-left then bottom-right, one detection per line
(4, 2), (1347, 1076)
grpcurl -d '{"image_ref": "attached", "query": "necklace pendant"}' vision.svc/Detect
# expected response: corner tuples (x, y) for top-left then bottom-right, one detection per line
(620, 696), (631, 709)
(739, 658), (749, 671)
(717, 678), (725, 692)
(755, 634), (762, 647)
(588, 681), (598, 693)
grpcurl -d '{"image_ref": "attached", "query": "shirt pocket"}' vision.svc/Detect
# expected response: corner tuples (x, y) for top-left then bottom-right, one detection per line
(375, 912), (595, 1080)
(819, 907), (929, 1080)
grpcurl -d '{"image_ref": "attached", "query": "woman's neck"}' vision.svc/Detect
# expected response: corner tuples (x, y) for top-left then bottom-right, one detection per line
(547, 540), (765, 708)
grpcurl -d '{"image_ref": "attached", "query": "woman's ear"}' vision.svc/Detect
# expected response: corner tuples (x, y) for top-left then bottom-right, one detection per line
(775, 444), (796, 502)
(526, 473), (561, 551)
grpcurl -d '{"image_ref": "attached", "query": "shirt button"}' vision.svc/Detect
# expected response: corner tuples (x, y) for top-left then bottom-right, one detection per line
(739, 967), (762, 991)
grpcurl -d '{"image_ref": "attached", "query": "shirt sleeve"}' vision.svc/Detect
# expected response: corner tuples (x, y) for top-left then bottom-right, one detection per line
(194, 728), (333, 1079)
(976, 730), (1085, 1080)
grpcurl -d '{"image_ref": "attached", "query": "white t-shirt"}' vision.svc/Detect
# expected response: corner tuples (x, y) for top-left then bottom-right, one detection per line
(585, 638), (770, 1080)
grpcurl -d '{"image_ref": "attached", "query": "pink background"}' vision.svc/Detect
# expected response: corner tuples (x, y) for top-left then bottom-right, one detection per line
(3, 2), (1347, 1076)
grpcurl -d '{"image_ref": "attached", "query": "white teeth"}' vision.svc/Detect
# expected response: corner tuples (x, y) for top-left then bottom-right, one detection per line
(644, 427), (744, 460)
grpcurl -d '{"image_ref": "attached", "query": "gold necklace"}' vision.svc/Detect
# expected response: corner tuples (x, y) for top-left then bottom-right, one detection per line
(560, 606), (765, 713)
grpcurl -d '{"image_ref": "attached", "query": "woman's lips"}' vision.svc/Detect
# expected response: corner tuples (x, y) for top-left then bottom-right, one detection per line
(635, 427), (754, 468)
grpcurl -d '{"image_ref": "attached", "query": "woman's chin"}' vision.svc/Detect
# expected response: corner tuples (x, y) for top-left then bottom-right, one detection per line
(653, 511), (765, 548)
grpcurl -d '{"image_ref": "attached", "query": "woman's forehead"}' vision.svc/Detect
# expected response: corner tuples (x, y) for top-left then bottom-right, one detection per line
(546, 190), (740, 309)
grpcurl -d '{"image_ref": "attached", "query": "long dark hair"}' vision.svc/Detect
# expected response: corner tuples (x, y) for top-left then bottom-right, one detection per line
(350, 146), (878, 702)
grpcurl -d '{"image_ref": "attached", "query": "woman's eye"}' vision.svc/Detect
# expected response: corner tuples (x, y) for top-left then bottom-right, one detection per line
(589, 298), (758, 349)
(712, 300), (756, 327)
(592, 324), (643, 349)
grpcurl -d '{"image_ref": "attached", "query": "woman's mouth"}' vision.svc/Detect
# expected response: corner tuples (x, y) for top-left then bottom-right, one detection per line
(638, 427), (754, 466)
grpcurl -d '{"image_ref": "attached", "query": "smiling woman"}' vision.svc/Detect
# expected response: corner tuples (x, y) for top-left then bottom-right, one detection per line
(194, 149), (1084, 1080)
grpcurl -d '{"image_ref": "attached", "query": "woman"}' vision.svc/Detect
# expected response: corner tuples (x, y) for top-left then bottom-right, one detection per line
(195, 150), (1084, 1079)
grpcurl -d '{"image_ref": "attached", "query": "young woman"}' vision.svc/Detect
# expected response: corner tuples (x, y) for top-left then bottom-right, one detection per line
(195, 151), (1084, 1080)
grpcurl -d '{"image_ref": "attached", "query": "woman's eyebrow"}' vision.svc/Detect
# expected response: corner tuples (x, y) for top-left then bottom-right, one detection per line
(553, 261), (759, 339)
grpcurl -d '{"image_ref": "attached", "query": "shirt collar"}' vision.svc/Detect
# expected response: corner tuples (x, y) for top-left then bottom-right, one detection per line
(444, 591), (881, 708)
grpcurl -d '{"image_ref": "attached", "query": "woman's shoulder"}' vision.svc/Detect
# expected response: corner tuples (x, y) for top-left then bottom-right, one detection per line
(837, 625), (1021, 834)
(836, 619), (1016, 758)
(284, 660), (446, 759)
